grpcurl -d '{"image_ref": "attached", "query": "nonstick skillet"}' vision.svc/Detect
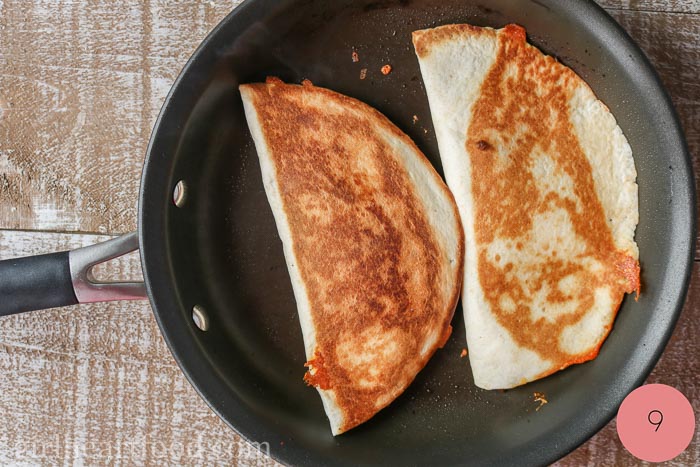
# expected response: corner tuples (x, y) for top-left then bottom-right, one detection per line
(0, 0), (695, 465)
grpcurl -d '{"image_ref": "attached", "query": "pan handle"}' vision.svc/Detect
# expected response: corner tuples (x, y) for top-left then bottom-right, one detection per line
(0, 232), (147, 317)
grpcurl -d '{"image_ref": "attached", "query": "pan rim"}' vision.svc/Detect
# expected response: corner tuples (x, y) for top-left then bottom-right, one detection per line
(138, 0), (697, 465)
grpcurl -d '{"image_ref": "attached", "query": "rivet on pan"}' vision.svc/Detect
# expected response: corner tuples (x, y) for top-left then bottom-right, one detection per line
(192, 305), (209, 331)
(173, 180), (187, 207)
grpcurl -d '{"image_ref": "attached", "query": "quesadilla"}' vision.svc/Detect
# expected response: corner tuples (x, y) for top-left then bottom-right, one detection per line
(413, 24), (640, 389)
(240, 78), (464, 434)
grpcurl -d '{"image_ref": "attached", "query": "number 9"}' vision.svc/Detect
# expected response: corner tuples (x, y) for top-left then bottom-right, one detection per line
(648, 410), (663, 432)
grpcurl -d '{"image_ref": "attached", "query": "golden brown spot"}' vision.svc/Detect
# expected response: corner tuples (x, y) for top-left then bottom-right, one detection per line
(466, 24), (640, 371)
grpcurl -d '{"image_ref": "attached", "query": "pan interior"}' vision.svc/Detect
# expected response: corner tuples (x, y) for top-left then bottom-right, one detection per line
(142, 0), (695, 465)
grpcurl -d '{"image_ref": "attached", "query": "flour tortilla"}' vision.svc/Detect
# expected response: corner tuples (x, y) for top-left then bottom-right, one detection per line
(413, 24), (639, 389)
(240, 78), (463, 433)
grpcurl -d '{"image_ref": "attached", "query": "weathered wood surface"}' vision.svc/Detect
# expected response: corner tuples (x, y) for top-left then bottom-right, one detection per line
(0, 1), (697, 465)
(0, 0), (244, 233)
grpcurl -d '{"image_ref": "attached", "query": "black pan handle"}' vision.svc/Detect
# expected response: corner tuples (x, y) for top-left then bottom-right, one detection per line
(0, 232), (147, 316)
(0, 251), (78, 315)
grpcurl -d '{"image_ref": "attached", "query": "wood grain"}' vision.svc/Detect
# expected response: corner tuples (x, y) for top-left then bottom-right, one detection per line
(0, 0), (243, 233)
(0, 231), (276, 467)
(0, 0), (697, 465)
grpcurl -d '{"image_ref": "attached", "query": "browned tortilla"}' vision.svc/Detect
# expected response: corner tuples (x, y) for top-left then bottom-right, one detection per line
(414, 24), (640, 388)
(240, 78), (463, 433)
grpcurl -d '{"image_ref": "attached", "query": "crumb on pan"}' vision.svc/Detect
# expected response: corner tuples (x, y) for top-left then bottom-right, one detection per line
(460, 348), (467, 358)
(412, 115), (419, 124)
(533, 392), (548, 411)
(360, 68), (368, 80)
(381, 64), (392, 75)
(352, 50), (359, 62)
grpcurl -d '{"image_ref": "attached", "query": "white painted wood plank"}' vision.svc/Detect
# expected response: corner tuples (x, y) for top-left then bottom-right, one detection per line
(0, 0), (243, 234)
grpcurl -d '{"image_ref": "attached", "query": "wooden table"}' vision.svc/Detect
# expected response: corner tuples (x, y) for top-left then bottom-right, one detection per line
(0, 1), (697, 465)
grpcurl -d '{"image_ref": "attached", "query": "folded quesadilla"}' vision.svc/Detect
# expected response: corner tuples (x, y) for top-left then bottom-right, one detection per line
(413, 24), (640, 389)
(240, 78), (463, 433)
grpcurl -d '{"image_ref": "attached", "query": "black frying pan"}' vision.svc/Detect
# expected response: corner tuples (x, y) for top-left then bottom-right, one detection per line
(0, 0), (695, 465)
